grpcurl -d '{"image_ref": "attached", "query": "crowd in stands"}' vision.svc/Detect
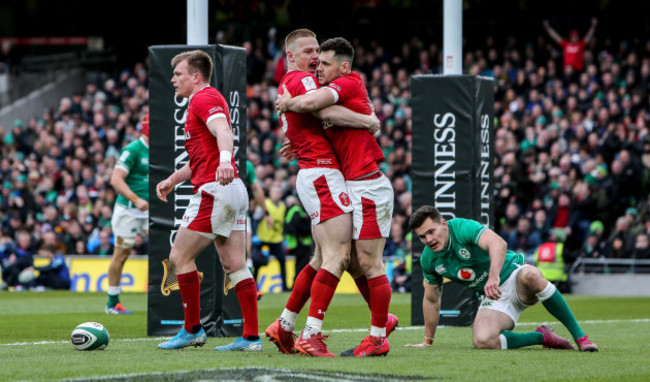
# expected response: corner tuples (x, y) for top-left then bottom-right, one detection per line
(2, 22), (650, 291)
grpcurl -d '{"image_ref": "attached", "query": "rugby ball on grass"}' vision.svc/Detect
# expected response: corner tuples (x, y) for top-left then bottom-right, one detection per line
(71, 322), (110, 351)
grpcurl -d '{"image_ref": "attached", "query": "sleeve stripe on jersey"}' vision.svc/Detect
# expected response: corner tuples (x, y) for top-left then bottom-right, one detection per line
(474, 227), (487, 245)
(115, 164), (130, 174)
(325, 87), (339, 103)
(206, 113), (227, 126)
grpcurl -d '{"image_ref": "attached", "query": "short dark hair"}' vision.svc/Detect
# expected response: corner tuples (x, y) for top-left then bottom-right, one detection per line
(408, 205), (442, 230)
(171, 50), (213, 83)
(320, 37), (354, 66)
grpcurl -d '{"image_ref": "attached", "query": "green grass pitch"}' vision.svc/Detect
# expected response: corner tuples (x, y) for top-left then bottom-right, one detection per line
(1, 291), (649, 381)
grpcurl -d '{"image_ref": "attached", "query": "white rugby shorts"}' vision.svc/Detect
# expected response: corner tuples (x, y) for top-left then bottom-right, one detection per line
(346, 174), (394, 240)
(111, 203), (148, 238)
(180, 178), (247, 239)
(296, 167), (353, 225)
(478, 264), (531, 324)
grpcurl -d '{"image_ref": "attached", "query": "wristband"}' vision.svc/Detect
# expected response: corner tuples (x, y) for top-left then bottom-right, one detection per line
(220, 150), (232, 163)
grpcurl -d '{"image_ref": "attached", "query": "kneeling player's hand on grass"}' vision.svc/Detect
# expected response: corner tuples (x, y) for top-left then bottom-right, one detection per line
(405, 342), (432, 348)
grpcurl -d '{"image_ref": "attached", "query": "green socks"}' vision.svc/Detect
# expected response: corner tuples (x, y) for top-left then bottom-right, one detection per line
(500, 331), (544, 349)
(107, 294), (120, 307)
(537, 284), (585, 340)
(500, 281), (587, 349)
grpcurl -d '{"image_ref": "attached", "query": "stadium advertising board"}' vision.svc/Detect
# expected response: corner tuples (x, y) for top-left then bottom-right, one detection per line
(69, 257), (147, 292)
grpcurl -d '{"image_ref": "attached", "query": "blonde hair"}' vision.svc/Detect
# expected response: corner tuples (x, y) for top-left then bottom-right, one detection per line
(171, 50), (213, 83)
(285, 29), (317, 52)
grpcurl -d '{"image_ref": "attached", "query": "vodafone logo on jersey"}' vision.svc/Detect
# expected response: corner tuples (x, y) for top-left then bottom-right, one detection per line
(339, 192), (351, 207)
(457, 267), (476, 281)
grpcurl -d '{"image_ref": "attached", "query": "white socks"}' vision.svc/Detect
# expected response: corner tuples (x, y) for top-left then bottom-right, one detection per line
(302, 316), (323, 339)
(279, 309), (299, 331)
(107, 286), (121, 296)
(370, 325), (386, 338)
(499, 334), (508, 350)
(229, 267), (254, 287)
(535, 282), (557, 302)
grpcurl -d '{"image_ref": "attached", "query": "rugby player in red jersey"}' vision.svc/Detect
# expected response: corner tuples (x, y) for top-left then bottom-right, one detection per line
(276, 37), (394, 357)
(156, 50), (260, 352)
(264, 29), (383, 357)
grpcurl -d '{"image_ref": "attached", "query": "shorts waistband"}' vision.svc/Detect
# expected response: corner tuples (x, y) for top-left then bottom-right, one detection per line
(352, 170), (382, 181)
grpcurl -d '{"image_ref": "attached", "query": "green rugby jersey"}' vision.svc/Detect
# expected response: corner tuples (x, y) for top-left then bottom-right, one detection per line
(420, 218), (525, 296)
(246, 160), (257, 186)
(115, 137), (149, 208)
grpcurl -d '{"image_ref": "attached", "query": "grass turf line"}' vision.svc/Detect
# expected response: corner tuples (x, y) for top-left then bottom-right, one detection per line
(1, 291), (649, 381)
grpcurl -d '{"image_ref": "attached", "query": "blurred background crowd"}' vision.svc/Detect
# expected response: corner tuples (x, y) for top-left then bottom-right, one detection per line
(1, 4), (650, 291)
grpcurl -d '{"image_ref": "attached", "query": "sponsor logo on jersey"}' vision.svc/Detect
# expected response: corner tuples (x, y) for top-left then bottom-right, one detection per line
(316, 158), (333, 165)
(339, 192), (351, 207)
(458, 247), (470, 259)
(301, 76), (317, 91)
(185, 129), (191, 140)
(468, 271), (488, 289)
(457, 267), (476, 281)
(435, 264), (447, 274)
(209, 106), (224, 114)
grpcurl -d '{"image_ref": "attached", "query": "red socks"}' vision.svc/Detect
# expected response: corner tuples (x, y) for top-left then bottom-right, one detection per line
(177, 270), (201, 333)
(178, 270), (260, 340)
(368, 275), (391, 329)
(235, 278), (259, 340)
(308, 269), (340, 320)
(354, 276), (371, 307)
(286, 264), (317, 313)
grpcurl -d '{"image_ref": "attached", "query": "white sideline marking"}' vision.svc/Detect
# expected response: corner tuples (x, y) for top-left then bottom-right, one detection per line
(3, 318), (649, 347)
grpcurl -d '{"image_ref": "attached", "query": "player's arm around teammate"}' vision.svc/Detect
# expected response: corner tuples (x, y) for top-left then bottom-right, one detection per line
(276, 84), (380, 134)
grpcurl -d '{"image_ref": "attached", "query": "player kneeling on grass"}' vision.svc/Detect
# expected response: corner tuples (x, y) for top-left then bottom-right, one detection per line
(406, 205), (598, 352)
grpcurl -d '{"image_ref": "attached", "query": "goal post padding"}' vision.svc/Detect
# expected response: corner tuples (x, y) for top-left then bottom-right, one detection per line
(147, 44), (247, 337)
(410, 75), (495, 326)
